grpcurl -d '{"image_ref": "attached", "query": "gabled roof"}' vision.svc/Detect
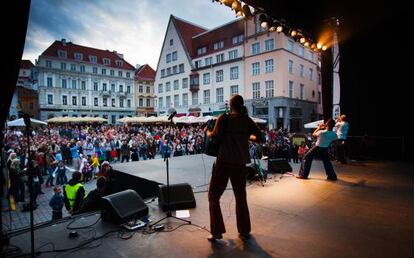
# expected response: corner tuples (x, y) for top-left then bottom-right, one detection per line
(172, 16), (207, 57)
(20, 60), (34, 69)
(135, 64), (155, 81)
(41, 40), (135, 70)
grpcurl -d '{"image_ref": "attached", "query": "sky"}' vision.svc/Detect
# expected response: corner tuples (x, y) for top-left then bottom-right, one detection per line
(22, 0), (237, 69)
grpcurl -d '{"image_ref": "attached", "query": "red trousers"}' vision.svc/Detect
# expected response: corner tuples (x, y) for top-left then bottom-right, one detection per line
(208, 162), (251, 235)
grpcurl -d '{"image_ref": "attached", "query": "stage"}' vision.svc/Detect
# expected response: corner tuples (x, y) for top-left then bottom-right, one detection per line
(5, 157), (414, 258)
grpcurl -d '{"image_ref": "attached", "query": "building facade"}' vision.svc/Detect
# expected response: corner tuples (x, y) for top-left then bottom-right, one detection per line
(135, 64), (156, 117)
(244, 15), (323, 131)
(37, 39), (136, 124)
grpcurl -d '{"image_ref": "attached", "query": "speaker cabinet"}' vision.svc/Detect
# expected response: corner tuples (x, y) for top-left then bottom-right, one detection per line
(158, 183), (196, 211)
(268, 158), (293, 173)
(101, 189), (148, 224)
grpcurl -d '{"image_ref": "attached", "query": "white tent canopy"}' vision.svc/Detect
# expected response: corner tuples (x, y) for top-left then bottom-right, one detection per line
(304, 119), (324, 129)
(7, 118), (47, 127)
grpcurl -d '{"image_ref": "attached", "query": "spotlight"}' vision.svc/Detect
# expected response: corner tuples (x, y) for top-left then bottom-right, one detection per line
(221, 0), (234, 7)
(242, 4), (253, 19)
(231, 0), (240, 10)
(322, 45), (328, 51)
(259, 14), (269, 29)
(304, 42), (310, 47)
(311, 43), (317, 49)
(317, 43), (322, 49)
(290, 30), (297, 37)
(276, 25), (283, 33)
(300, 37), (306, 44)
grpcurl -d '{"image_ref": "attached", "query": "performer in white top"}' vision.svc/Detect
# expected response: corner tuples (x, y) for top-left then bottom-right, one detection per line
(334, 115), (349, 164)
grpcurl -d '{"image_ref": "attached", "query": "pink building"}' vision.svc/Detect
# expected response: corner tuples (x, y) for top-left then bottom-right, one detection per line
(244, 14), (323, 131)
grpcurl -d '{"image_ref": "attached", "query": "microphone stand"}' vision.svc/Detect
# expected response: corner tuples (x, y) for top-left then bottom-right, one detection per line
(151, 115), (191, 227)
(23, 114), (35, 258)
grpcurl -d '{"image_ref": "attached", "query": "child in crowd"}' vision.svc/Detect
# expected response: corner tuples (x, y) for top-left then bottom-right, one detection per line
(49, 186), (64, 220)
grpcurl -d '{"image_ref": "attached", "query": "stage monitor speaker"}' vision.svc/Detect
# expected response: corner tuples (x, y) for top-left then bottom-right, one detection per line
(268, 158), (292, 173)
(101, 189), (148, 224)
(158, 183), (196, 211)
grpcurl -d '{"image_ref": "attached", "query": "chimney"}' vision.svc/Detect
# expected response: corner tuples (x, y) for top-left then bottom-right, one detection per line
(61, 38), (66, 46)
(136, 64), (141, 69)
(114, 50), (123, 59)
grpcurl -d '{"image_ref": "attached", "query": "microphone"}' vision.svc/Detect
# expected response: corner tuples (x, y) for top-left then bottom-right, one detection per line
(168, 111), (177, 121)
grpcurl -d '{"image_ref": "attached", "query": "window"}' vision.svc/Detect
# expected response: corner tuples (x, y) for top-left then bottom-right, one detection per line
(112, 98), (116, 107)
(146, 98), (150, 107)
(102, 68), (106, 75)
(47, 94), (53, 104)
(216, 70), (223, 82)
(179, 64), (184, 73)
(172, 51), (177, 61)
(230, 85), (238, 96)
(265, 38), (274, 51)
(213, 41), (224, 50)
(182, 93), (188, 107)
(103, 98), (107, 107)
(62, 96), (67, 105)
(72, 80), (77, 89)
(197, 46), (207, 56)
(289, 81), (294, 98)
(46, 60), (52, 68)
(172, 65), (177, 74)
(127, 85), (131, 94)
(73, 53), (82, 60)
(47, 77), (53, 88)
(110, 70), (114, 76)
(61, 62), (66, 70)
(158, 83), (163, 93)
(203, 73), (210, 85)
(126, 72), (131, 78)
(170, 39), (173, 46)
(93, 82), (98, 91)
(93, 67), (98, 74)
(139, 83), (143, 93)
(182, 78), (188, 89)
(309, 51), (314, 62)
(166, 53), (171, 63)
(70, 64), (76, 71)
(139, 98), (143, 107)
(288, 39), (294, 52)
(161, 69), (165, 77)
(111, 84), (115, 92)
(265, 59), (274, 73)
(80, 65), (85, 73)
(216, 54), (224, 63)
(195, 60), (202, 68)
(166, 96), (171, 108)
(118, 71), (122, 77)
(103, 58), (110, 65)
(253, 82), (260, 99)
(128, 99), (132, 108)
(62, 79), (67, 89)
(252, 62), (260, 76)
(174, 94), (179, 107)
(232, 34), (244, 44)
(119, 99), (124, 108)
(166, 82), (171, 92)
(252, 42), (260, 55)
(115, 60), (123, 67)
(192, 92), (198, 105)
(72, 96), (77, 105)
(81, 81), (86, 90)
(167, 68), (171, 76)
(58, 50), (67, 58)
(205, 57), (212, 66)
(309, 68), (314, 81)
(299, 45), (305, 57)
(119, 85), (123, 92)
(300, 84), (305, 100)
(230, 66), (238, 80)
(216, 88), (224, 103)
(318, 91), (321, 104)
(174, 80), (179, 90)
(300, 64), (305, 78)
(265, 80), (274, 98)
(228, 49), (238, 60)
(203, 90), (210, 104)
(103, 83), (107, 91)
(318, 72), (321, 85)
(158, 97), (163, 109)
(288, 60), (294, 74)
(84, 97), (88, 106)
(89, 55), (97, 63)
(146, 86), (150, 93)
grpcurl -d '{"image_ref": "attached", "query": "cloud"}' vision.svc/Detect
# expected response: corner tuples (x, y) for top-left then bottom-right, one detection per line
(23, 0), (236, 69)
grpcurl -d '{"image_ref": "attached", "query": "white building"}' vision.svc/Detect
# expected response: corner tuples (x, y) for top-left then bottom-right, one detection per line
(37, 39), (136, 124)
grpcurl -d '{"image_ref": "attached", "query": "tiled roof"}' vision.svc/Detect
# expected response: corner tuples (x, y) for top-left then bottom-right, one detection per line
(172, 16), (207, 57)
(135, 64), (155, 81)
(20, 60), (34, 69)
(41, 40), (135, 70)
(192, 19), (244, 58)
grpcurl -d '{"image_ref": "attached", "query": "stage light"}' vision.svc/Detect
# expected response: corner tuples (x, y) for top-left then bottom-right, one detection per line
(259, 14), (269, 29)
(276, 25), (283, 33)
(322, 45), (328, 51)
(300, 37), (306, 44)
(317, 43), (323, 49)
(304, 42), (310, 47)
(311, 43), (317, 49)
(231, 0), (240, 10)
(221, 0), (234, 7)
(242, 4), (253, 19)
(290, 30), (297, 37)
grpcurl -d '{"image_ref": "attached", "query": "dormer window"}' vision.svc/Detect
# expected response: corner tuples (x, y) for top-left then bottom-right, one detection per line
(74, 52), (83, 61)
(213, 41), (224, 50)
(103, 58), (111, 65)
(89, 55), (97, 63)
(58, 50), (67, 58)
(197, 46), (207, 56)
(115, 60), (123, 67)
